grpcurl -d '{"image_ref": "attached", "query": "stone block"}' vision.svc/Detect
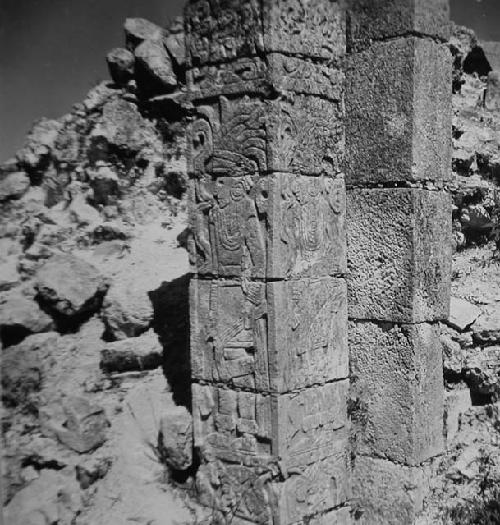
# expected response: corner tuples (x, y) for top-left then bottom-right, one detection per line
(347, 188), (451, 323)
(347, 0), (450, 52)
(185, 0), (345, 66)
(188, 173), (346, 279)
(187, 54), (344, 101)
(193, 382), (350, 524)
(188, 95), (343, 177)
(352, 456), (429, 525)
(193, 383), (348, 464)
(191, 277), (348, 391)
(100, 329), (162, 373)
(349, 321), (444, 465)
(345, 37), (451, 184)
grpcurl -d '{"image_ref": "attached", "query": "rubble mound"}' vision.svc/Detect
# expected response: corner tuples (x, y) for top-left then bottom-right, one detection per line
(0, 16), (196, 525)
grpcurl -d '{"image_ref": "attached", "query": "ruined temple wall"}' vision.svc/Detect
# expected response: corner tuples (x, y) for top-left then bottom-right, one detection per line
(185, 1), (350, 523)
(345, 1), (452, 523)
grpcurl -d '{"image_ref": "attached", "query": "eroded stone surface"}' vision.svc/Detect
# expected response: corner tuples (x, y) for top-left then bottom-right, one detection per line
(347, 188), (451, 323)
(352, 456), (428, 525)
(347, 0), (450, 52)
(191, 278), (348, 391)
(350, 321), (444, 465)
(187, 54), (344, 101)
(187, 95), (343, 177)
(188, 173), (346, 279)
(185, 0), (345, 65)
(345, 37), (451, 184)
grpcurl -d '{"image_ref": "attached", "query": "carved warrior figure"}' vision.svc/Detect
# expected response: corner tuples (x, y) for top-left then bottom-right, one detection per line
(190, 174), (345, 278)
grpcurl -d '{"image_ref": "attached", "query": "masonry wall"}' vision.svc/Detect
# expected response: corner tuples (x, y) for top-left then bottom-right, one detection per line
(345, 0), (452, 523)
(185, 1), (350, 523)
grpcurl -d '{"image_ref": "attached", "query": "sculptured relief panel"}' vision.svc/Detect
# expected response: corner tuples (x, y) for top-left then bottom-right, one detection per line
(192, 382), (349, 524)
(185, 0), (345, 65)
(190, 277), (347, 392)
(188, 174), (346, 279)
(187, 96), (343, 177)
(187, 54), (343, 101)
(185, 0), (264, 66)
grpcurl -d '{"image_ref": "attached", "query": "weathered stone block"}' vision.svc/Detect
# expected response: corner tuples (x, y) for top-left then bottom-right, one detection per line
(188, 95), (343, 177)
(188, 173), (346, 279)
(193, 382), (350, 523)
(347, 0), (450, 52)
(349, 321), (444, 465)
(187, 54), (344, 101)
(352, 456), (429, 525)
(193, 382), (348, 463)
(347, 188), (451, 323)
(185, 0), (345, 66)
(345, 37), (451, 184)
(191, 278), (348, 391)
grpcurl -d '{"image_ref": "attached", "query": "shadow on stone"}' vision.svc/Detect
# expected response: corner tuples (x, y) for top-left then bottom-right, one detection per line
(149, 274), (191, 411)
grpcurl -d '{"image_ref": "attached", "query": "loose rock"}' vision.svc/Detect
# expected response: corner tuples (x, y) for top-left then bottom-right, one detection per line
(0, 289), (54, 346)
(135, 40), (177, 97)
(1, 332), (59, 408)
(485, 70), (500, 111)
(34, 253), (109, 319)
(0, 171), (30, 201)
(447, 297), (481, 331)
(101, 283), (153, 339)
(472, 304), (500, 345)
(164, 16), (186, 68)
(124, 17), (163, 50)
(464, 346), (500, 400)
(158, 405), (193, 471)
(40, 395), (108, 453)
(106, 47), (135, 86)
(3, 469), (82, 525)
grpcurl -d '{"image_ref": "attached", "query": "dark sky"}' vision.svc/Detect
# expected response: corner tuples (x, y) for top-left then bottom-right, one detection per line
(1, 0), (499, 162)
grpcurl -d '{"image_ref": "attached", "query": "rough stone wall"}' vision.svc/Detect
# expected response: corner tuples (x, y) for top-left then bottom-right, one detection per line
(345, 1), (452, 523)
(185, 1), (350, 523)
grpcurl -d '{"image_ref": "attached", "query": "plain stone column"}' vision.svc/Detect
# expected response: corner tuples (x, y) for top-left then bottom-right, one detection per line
(345, 1), (452, 523)
(185, 1), (350, 523)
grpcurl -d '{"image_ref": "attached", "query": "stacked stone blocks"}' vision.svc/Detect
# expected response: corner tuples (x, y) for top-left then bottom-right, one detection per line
(186, 1), (350, 523)
(345, 1), (452, 523)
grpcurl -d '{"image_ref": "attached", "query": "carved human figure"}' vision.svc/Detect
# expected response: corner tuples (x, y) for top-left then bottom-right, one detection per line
(211, 177), (266, 276)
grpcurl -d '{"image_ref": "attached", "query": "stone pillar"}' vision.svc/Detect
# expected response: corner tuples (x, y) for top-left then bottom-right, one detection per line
(185, 1), (349, 523)
(345, 1), (452, 523)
